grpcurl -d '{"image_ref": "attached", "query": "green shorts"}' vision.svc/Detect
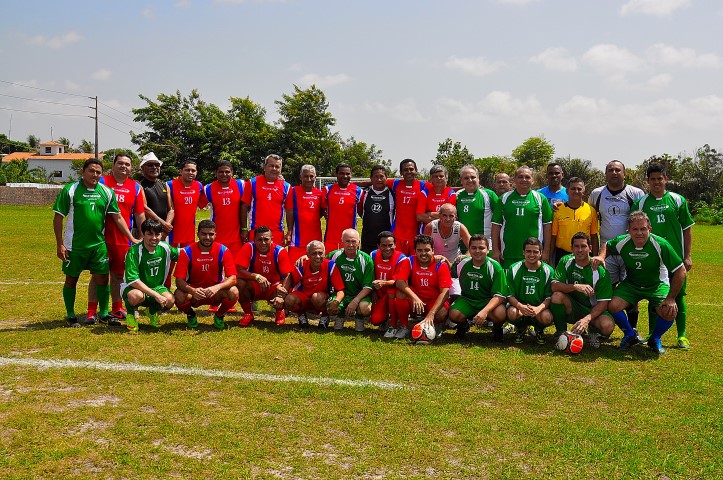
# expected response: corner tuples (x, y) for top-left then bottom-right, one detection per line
(62, 245), (109, 277)
(613, 280), (669, 309)
(568, 299), (613, 323)
(122, 284), (170, 306)
(335, 295), (372, 313)
(451, 296), (493, 318)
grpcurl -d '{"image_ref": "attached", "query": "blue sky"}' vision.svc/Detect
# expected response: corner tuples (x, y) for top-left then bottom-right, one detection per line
(2, 0), (722, 172)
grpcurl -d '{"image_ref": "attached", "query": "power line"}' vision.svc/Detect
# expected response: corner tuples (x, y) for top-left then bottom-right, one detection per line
(98, 100), (135, 120)
(0, 106), (92, 118)
(0, 92), (91, 109)
(0, 79), (92, 99)
(99, 120), (132, 135)
(99, 110), (138, 129)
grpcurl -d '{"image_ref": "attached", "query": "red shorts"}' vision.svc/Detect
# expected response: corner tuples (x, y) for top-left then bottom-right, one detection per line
(287, 246), (306, 264)
(107, 244), (130, 276)
(413, 298), (450, 317)
(250, 229), (284, 246)
(395, 238), (415, 256)
(226, 242), (244, 263)
(324, 241), (343, 255)
(288, 290), (327, 314)
(371, 291), (396, 326)
(251, 281), (281, 302)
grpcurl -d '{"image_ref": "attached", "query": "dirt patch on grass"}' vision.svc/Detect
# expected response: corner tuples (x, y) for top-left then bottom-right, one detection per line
(153, 439), (214, 460)
(69, 394), (121, 408)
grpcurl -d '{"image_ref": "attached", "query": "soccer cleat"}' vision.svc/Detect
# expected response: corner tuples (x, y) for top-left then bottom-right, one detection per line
(126, 313), (139, 334)
(334, 316), (345, 330)
(84, 315), (97, 326)
(455, 319), (471, 338)
(275, 309), (286, 326)
(492, 325), (504, 343)
(647, 337), (666, 354)
(186, 312), (198, 329)
(383, 327), (398, 338)
(239, 313), (254, 327)
(66, 317), (81, 328)
(502, 322), (516, 335)
(394, 326), (410, 339)
(633, 328), (645, 343)
(110, 310), (127, 320)
(515, 328), (525, 344)
(588, 332), (601, 349)
(354, 317), (366, 332)
(535, 328), (546, 345)
(527, 325), (537, 337)
(100, 315), (122, 327)
(618, 334), (641, 350)
(213, 315), (226, 330)
(318, 316), (330, 329)
(297, 314), (309, 329)
(677, 336), (690, 349)
(148, 313), (161, 329)
(208, 303), (219, 313)
(485, 320), (493, 328)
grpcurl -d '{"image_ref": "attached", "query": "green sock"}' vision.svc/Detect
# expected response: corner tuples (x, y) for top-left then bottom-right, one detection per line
(512, 317), (527, 331)
(675, 296), (687, 338)
(550, 303), (567, 333)
(96, 283), (110, 317)
(62, 286), (76, 318)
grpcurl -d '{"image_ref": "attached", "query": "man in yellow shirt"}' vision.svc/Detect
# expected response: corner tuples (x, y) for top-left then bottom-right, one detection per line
(551, 177), (599, 266)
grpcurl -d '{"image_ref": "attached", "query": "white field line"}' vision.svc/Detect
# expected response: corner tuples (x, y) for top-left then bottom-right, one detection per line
(0, 281), (64, 285)
(0, 357), (407, 390)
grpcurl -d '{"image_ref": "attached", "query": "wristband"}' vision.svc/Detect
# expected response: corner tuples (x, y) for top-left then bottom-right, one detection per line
(241, 227), (249, 232)
(255, 274), (261, 281)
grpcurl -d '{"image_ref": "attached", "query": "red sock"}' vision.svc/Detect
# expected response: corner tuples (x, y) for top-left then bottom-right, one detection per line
(176, 300), (193, 313)
(241, 301), (252, 314)
(389, 296), (398, 328)
(112, 301), (124, 313)
(216, 298), (236, 316)
(395, 298), (410, 328)
(87, 301), (98, 318)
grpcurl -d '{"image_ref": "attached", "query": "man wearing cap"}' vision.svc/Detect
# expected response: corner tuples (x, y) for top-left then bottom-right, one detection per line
(139, 152), (174, 240)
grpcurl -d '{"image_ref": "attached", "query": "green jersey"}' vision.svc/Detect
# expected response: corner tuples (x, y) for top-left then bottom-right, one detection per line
(606, 234), (683, 292)
(492, 190), (552, 262)
(456, 188), (498, 239)
(632, 191), (694, 258)
(452, 256), (507, 301)
(328, 249), (374, 297)
(553, 254), (612, 309)
(53, 181), (120, 251)
(506, 260), (554, 305)
(124, 241), (179, 289)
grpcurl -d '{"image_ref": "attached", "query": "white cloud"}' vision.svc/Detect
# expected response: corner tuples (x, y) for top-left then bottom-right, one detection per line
(365, 99), (427, 123)
(582, 44), (643, 74)
(142, 7), (155, 18)
(646, 73), (673, 89)
(529, 47), (578, 72)
(646, 43), (722, 68)
(64, 80), (81, 91)
(496, 0), (539, 5)
(296, 73), (351, 88)
(444, 55), (503, 76)
(435, 91), (546, 126)
(620, 0), (690, 17)
(92, 69), (112, 81)
(174, 0), (192, 7)
(28, 31), (82, 49)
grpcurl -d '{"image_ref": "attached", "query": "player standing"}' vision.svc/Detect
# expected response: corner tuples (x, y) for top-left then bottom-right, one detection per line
(204, 160), (245, 260)
(387, 159), (427, 255)
(537, 162), (568, 204)
(138, 152), (173, 239)
(174, 220), (239, 330)
(322, 163), (362, 253)
(416, 165), (456, 228)
(241, 154), (291, 245)
(167, 160), (208, 247)
(285, 164), (325, 263)
(456, 165), (498, 251)
(327, 229), (374, 331)
(359, 165), (395, 254)
(53, 159), (137, 327)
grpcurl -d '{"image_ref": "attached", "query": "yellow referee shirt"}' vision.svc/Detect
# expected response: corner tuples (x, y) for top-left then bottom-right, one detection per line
(551, 201), (599, 251)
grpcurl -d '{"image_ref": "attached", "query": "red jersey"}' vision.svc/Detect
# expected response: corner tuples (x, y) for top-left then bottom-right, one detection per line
(290, 258), (345, 295)
(167, 178), (208, 245)
(174, 242), (236, 288)
(394, 256), (452, 304)
(204, 179), (244, 246)
(371, 249), (406, 296)
(387, 179), (428, 240)
(236, 242), (293, 283)
(322, 183), (362, 244)
(285, 185), (324, 247)
(100, 175), (145, 246)
(417, 186), (457, 221)
(242, 175), (291, 233)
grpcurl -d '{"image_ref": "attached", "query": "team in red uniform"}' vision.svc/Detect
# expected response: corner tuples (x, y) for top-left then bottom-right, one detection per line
(387, 159), (428, 255)
(283, 241), (345, 328)
(241, 154), (290, 245)
(236, 226), (293, 326)
(416, 165), (457, 227)
(203, 161), (245, 260)
(167, 160), (208, 247)
(323, 163), (362, 253)
(174, 220), (239, 330)
(285, 165), (325, 263)
(369, 232), (407, 338)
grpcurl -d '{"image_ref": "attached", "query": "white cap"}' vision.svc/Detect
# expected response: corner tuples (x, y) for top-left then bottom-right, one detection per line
(140, 152), (162, 167)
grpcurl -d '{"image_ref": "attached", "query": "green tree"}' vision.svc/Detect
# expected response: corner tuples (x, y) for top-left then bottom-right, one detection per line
(26, 134), (40, 148)
(275, 85), (341, 180)
(0, 159), (46, 183)
(339, 137), (390, 178)
(474, 155), (517, 188)
(225, 96), (277, 180)
(677, 144), (723, 206)
(78, 139), (94, 154)
(0, 134), (33, 155)
(435, 138), (475, 185)
(511, 136), (555, 170)
(554, 156), (605, 195)
(57, 136), (79, 153)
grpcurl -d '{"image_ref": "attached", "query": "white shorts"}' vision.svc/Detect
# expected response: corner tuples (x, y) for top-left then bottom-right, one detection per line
(605, 254), (627, 284)
(450, 278), (461, 297)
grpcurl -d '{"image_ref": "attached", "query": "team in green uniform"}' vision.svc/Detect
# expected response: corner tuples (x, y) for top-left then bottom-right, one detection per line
(456, 165), (498, 252)
(506, 238), (554, 344)
(631, 162), (694, 348)
(52, 159), (135, 326)
(327, 229), (374, 330)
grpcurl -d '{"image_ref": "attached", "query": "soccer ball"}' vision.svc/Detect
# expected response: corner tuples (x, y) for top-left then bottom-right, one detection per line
(555, 331), (584, 354)
(411, 322), (437, 343)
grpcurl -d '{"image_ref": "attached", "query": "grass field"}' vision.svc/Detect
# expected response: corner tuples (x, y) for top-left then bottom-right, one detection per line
(0, 205), (721, 479)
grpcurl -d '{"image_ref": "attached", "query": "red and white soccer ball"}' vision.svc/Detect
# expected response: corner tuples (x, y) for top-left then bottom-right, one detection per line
(555, 331), (584, 354)
(411, 322), (437, 343)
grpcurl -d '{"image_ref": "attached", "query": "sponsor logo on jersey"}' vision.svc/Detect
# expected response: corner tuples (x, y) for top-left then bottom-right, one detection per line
(147, 257), (162, 266)
(649, 204), (668, 212)
(572, 271), (585, 282)
(523, 275), (539, 283)
(511, 199), (530, 206)
(340, 264), (357, 272)
(628, 251), (649, 259)
(466, 271), (485, 280)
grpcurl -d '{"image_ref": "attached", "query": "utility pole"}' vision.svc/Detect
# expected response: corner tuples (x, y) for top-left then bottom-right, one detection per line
(94, 96), (99, 159)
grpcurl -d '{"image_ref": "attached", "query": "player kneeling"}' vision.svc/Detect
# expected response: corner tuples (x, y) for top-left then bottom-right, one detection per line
(283, 241), (345, 328)
(369, 231), (407, 337)
(394, 235), (452, 343)
(448, 235), (507, 341)
(236, 226), (293, 326)
(550, 232), (615, 348)
(174, 220), (239, 330)
(505, 238), (554, 344)
(122, 219), (178, 333)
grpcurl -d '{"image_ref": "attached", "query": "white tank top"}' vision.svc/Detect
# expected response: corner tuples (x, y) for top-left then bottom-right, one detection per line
(431, 219), (461, 262)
